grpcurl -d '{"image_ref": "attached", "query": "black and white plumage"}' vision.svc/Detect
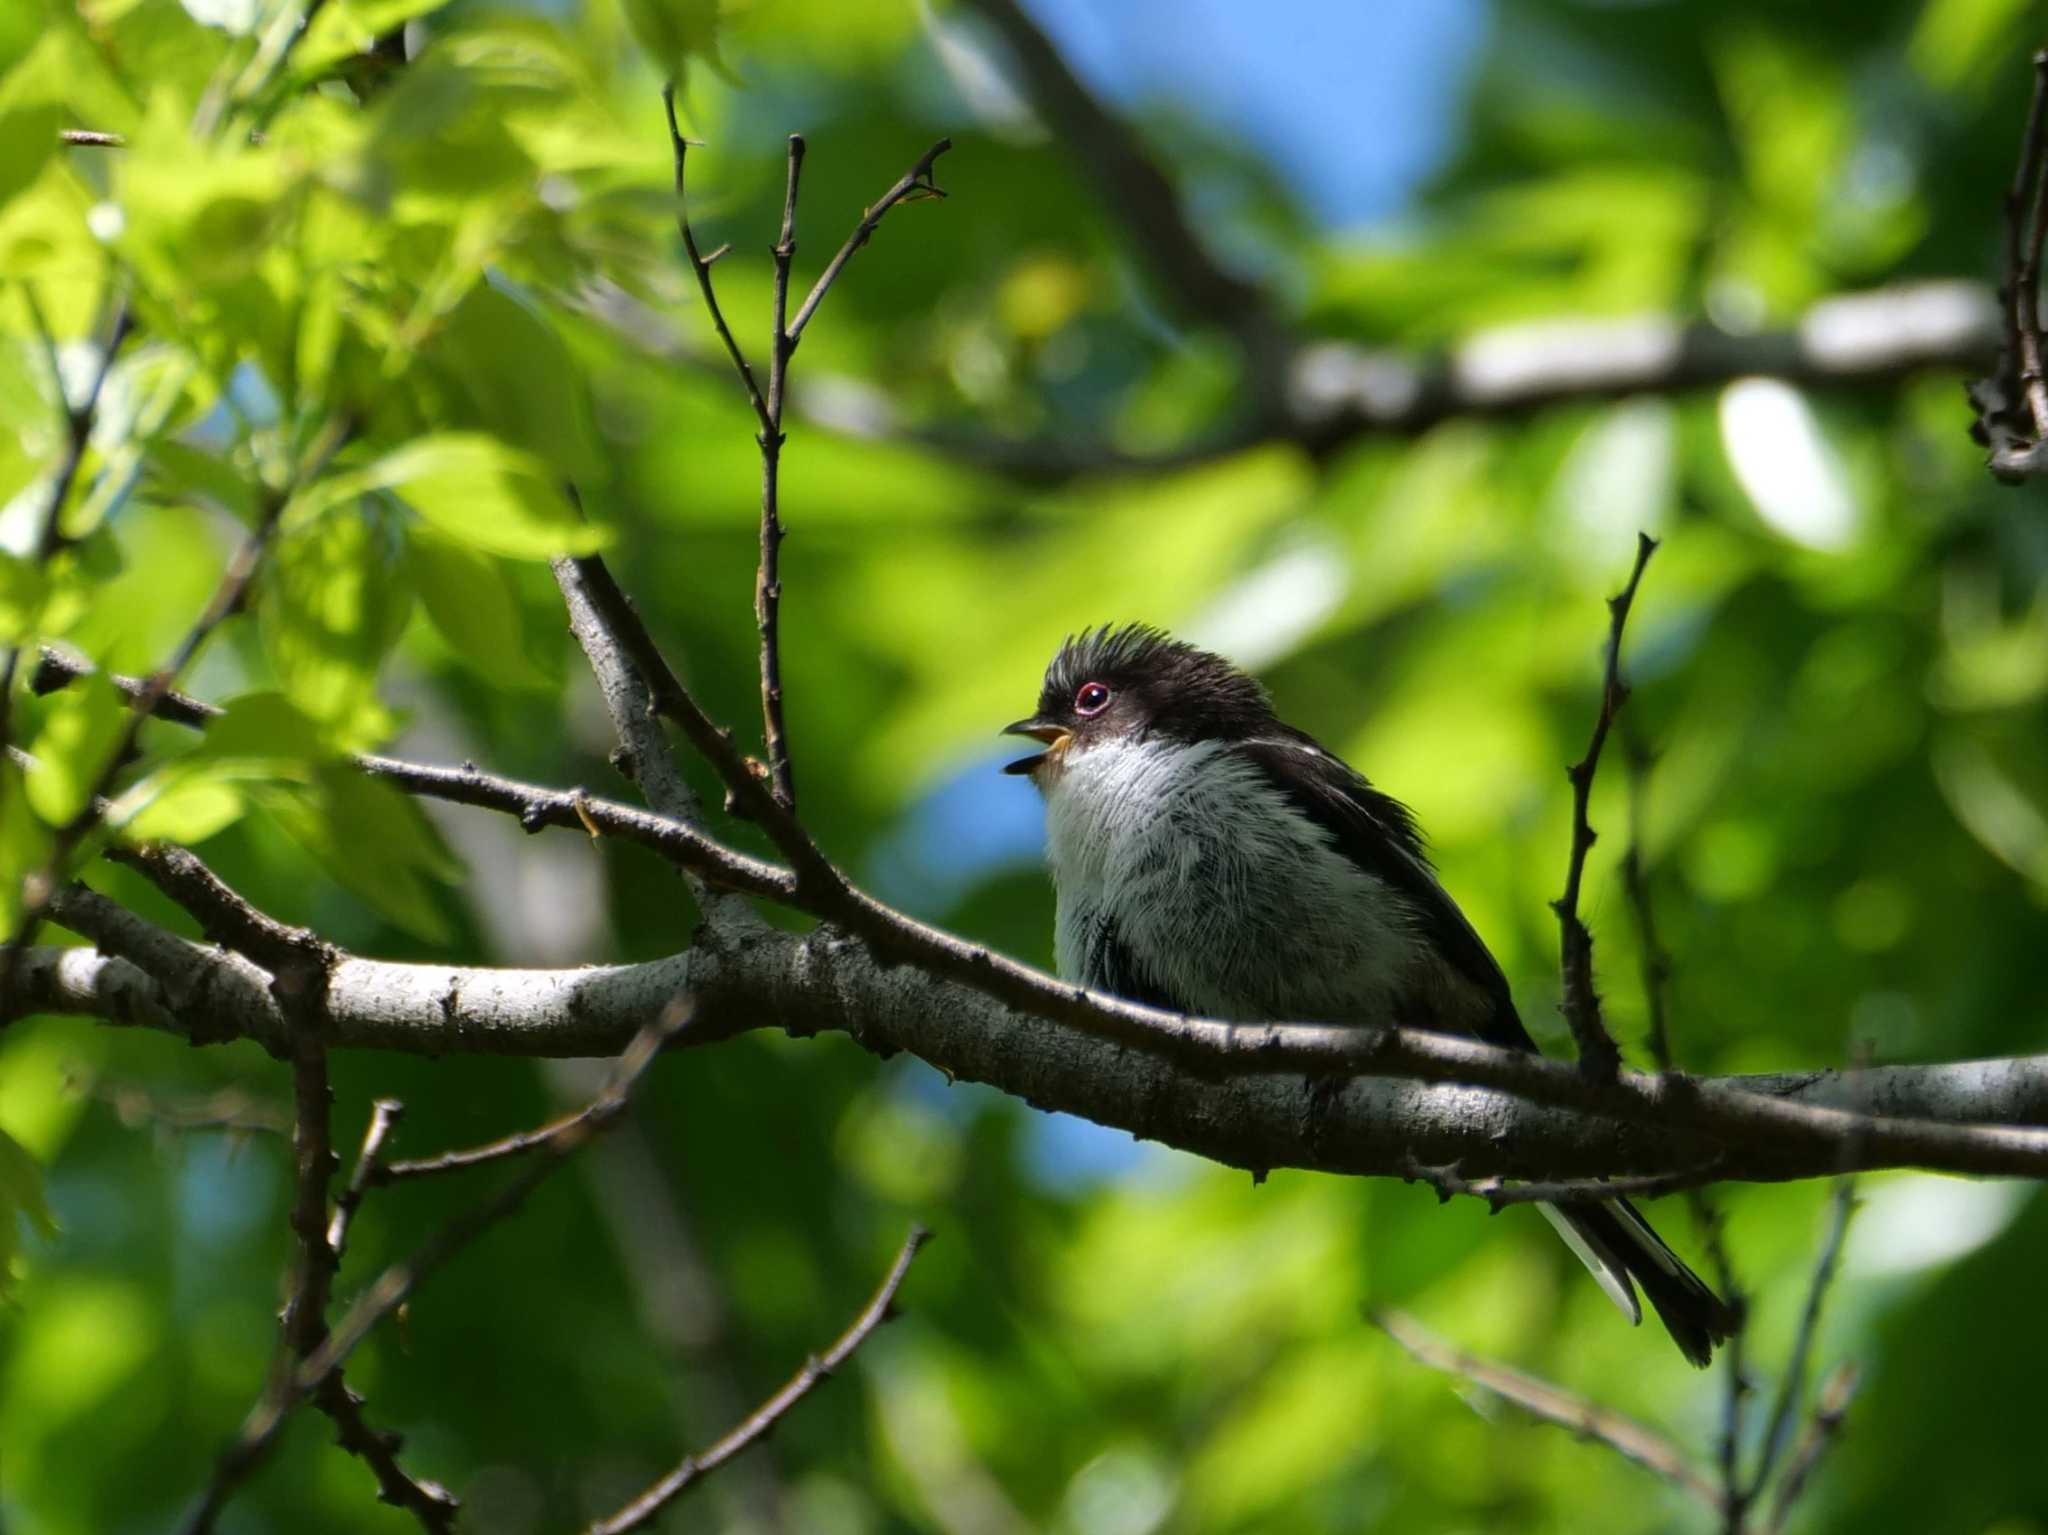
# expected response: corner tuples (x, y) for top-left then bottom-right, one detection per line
(1004, 623), (1736, 1367)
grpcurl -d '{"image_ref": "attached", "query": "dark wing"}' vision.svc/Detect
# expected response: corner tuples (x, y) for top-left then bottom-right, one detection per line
(1079, 908), (1191, 1014)
(1233, 731), (1536, 1052)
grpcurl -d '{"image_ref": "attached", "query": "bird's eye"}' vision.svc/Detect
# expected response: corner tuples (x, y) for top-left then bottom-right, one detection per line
(1074, 681), (1112, 717)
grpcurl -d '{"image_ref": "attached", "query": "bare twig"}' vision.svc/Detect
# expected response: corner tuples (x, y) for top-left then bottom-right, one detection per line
(1620, 731), (1751, 1532)
(1762, 1363), (1861, 1535)
(552, 553), (840, 889)
(1551, 533), (1657, 1081)
(329, 1098), (403, 1258)
(756, 133), (805, 811)
(587, 1223), (932, 1535)
(177, 1007), (686, 1534)
(660, 85), (769, 428)
(1400, 1156), (1726, 1208)
(1371, 1309), (1722, 1513)
(1973, 49), (2048, 480)
(354, 753), (797, 901)
(1747, 1179), (1857, 1504)
(375, 1098), (608, 1183)
(30, 645), (223, 728)
(782, 139), (952, 348)
(660, 114), (949, 815)
(60, 128), (127, 147)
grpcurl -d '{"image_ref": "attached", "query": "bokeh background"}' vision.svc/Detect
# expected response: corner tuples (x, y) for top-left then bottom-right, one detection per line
(3, 0), (2048, 1530)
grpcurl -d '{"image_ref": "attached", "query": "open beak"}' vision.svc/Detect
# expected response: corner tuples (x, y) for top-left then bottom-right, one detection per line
(1001, 717), (1070, 776)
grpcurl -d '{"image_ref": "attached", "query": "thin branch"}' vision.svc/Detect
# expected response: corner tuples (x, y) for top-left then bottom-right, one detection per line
(1762, 1363), (1860, 1535)
(30, 645), (223, 728)
(60, 128), (127, 147)
(757, 133), (804, 811)
(354, 753), (797, 901)
(176, 1006), (686, 1535)
(552, 552), (839, 890)
(1747, 1179), (1857, 1503)
(783, 138), (952, 348)
(1974, 49), (2048, 479)
(328, 1098), (403, 1257)
(587, 1223), (931, 1535)
(1551, 532), (1656, 1081)
(660, 85), (769, 430)
(11, 652), (790, 898)
(1621, 730), (1752, 1533)
(1400, 1156), (1726, 1209)
(375, 1098), (607, 1183)
(1371, 1309), (1723, 1513)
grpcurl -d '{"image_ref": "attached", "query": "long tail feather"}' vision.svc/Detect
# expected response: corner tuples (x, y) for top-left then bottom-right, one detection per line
(1541, 1199), (1739, 1368)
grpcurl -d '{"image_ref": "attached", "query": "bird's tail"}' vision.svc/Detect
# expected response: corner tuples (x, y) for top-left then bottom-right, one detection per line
(1538, 1199), (1739, 1368)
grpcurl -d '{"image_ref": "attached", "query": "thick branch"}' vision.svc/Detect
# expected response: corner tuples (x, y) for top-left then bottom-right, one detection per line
(19, 909), (2048, 1188)
(956, 0), (1272, 342)
(587, 271), (1996, 483)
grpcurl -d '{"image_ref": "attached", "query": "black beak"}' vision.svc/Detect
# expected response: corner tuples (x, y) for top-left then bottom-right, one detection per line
(1001, 717), (1069, 776)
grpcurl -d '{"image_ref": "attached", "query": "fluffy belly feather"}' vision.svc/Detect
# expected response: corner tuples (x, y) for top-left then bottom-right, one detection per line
(1044, 737), (1416, 1024)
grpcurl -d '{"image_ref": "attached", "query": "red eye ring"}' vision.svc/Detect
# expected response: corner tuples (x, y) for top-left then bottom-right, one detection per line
(1074, 681), (1112, 717)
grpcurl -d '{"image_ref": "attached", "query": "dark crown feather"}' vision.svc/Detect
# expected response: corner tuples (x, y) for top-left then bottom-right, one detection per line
(1040, 623), (1272, 739)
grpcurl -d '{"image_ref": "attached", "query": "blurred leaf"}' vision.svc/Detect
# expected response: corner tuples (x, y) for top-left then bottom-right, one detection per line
(619, 0), (737, 89)
(426, 282), (603, 484)
(307, 433), (603, 558)
(405, 525), (545, 687)
(256, 764), (460, 939)
(22, 673), (126, 826)
(120, 772), (245, 843)
(0, 1125), (55, 1303)
(0, 550), (44, 641)
(258, 502), (412, 733)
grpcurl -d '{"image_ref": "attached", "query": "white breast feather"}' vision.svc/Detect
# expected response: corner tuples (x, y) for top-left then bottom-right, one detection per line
(1043, 736), (1415, 1023)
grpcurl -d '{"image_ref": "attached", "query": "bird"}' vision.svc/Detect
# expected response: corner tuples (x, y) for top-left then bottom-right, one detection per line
(1001, 622), (1736, 1366)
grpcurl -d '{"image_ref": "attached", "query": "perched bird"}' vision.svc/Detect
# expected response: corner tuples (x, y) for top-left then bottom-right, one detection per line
(1003, 623), (1736, 1366)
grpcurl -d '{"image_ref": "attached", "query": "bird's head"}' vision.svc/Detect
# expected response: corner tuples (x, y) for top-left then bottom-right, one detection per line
(1001, 623), (1272, 780)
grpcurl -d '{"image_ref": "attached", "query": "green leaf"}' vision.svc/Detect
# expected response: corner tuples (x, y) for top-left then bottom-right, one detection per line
(307, 433), (603, 559)
(0, 551), (44, 642)
(256, 765), (460, 940)
(191, 689), (329, 764)
(121, 772), (244, 843)
(258, 503), (412, 733)
(0, 1124), (55, 1302)
(22, 673), (127, 826)
(619, 0), (738, 88)
(428, 282), (603, 484)
(406, 525), (546, 687)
